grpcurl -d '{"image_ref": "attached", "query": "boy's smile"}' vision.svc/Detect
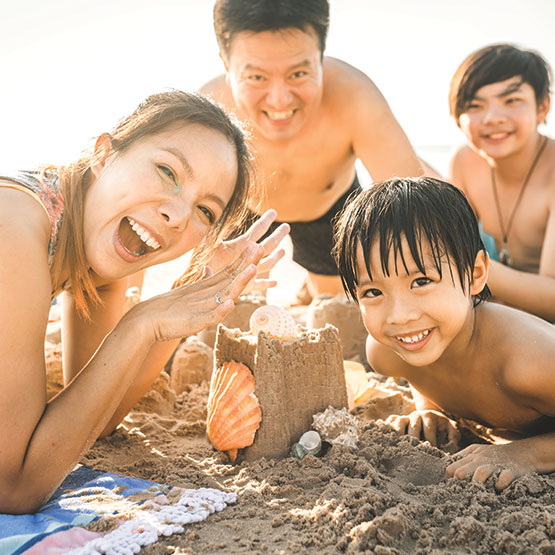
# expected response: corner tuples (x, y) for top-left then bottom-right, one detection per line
(458, 77), (549, 161)
(355, 240), (479, 367)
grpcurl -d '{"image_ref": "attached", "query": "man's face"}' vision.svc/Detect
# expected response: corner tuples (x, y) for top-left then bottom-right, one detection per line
(224, 26), (324, 142)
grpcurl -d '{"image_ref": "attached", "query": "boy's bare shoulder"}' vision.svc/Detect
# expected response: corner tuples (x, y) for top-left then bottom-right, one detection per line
(479, 303), (555, 411)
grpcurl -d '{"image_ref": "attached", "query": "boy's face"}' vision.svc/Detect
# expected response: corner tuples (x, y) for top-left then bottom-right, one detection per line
(222, 26), (324, 142)
(354, 238), (481, 367)
(457, 77), (550, 160)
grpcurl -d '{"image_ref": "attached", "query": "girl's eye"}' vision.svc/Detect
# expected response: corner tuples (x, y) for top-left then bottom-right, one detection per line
(413, 277), (431, 288)
(198, 205), (216, 225)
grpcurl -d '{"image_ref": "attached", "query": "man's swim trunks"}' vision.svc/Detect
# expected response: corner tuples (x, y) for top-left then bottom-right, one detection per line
(478, 221), (499, 262)
(0, 169), (64, 263)
(277, 175), (362, 275)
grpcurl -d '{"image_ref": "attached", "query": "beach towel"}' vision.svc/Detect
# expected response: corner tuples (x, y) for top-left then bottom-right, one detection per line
(0, 465), (237, 554)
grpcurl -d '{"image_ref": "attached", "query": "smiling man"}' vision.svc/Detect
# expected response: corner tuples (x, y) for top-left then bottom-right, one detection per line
(201, 0), (425, 298)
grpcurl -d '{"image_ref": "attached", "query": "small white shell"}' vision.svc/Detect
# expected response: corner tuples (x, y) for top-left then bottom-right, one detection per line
(249, 305), (298, 340)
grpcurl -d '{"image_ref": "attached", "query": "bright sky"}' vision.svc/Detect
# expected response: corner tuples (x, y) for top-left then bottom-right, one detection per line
(1, 0), (554, 172)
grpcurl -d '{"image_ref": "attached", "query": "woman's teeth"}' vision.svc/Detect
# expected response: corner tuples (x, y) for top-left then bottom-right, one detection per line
(127, 217), (161, 250)
(396, 329), (430, 344)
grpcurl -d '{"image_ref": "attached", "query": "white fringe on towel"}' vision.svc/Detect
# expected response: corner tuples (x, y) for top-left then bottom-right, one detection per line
(69, 488), (237, 554)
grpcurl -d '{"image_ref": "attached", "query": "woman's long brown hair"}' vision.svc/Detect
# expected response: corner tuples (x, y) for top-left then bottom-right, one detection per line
(48, 91), (255, 317)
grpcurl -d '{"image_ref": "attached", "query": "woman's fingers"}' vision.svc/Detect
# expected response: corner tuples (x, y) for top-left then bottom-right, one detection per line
(242, 209), (279, 242)
(259, 222), (290, 255)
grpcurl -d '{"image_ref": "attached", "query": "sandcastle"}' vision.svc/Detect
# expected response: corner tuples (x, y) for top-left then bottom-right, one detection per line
(210, 306), (348, 461)
(306, 294), (368, 361)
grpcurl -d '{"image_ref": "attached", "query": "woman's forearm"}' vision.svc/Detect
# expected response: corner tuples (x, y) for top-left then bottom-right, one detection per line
(2, 310), (154, 513)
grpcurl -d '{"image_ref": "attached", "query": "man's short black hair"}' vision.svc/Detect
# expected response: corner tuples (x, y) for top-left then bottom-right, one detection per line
(449, 43), (552, 121)
(333, 177), (491, 305)
(214, 0), (330, 59)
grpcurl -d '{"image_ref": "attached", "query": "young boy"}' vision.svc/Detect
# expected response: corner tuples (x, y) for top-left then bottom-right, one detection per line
(333, 177), (555, 491)
(448, 44), (555, 321)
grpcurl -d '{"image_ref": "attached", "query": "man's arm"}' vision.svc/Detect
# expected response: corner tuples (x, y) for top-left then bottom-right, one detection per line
(346, 63), (423, 181)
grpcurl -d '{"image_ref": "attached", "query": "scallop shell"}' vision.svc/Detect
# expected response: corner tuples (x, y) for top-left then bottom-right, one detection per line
(249, 305), (298, 340)
(206, 360), (261, 462)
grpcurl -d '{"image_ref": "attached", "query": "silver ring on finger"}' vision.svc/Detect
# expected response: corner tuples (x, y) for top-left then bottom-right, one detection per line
(215, 292), (224, 305)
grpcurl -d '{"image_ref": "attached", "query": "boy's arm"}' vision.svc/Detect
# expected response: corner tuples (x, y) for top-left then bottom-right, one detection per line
(486, 201), (555, 321)
(366, 336), (460, 447)
(446, 432), (555, 491)
(448, 346), (555, 490)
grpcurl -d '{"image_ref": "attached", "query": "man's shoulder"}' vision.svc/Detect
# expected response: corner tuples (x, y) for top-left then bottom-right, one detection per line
(198, 74), (232, 105)
(322, 57), (383, 106)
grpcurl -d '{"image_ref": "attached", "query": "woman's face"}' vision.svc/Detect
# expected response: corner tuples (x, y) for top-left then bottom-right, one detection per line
(83, 123), (238, 281)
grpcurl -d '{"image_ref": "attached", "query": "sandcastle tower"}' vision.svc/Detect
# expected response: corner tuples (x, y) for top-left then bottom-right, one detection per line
(306, 295), (368, 361)
(213, 323), (348, 460)
(198, 294), (266, 347)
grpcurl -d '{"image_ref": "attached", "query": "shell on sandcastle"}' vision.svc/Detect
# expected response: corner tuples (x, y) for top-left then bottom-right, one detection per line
(249, 305), (298, 340)
(206, 360), (262, 462)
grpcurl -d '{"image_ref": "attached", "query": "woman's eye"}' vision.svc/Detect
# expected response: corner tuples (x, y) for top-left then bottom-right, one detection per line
(158, 165), (177, 182)
(198, 205), (216, 225)
(413, 277), (431, 288)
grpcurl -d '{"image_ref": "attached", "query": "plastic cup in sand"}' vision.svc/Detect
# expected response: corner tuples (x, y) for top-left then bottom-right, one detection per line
(299, 430), (322, 456)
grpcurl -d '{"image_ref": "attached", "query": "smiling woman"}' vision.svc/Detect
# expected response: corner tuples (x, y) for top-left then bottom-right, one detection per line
(0, 90), (289, 514)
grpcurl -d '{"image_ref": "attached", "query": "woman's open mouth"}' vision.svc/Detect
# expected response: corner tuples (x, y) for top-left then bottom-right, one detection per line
(117, 217), (161, 257)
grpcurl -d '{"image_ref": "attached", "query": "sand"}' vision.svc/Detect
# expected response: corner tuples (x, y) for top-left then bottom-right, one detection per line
(44, 250), (555, 554)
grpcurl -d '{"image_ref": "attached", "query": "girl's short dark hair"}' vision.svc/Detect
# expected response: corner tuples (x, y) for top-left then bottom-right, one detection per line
(449, 43), (552, 121)
(214, 0), (330, 59)
(333, 177), (491, 306)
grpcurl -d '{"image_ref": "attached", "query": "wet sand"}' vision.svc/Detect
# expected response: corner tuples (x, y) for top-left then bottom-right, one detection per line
(45, 248), (555, 553)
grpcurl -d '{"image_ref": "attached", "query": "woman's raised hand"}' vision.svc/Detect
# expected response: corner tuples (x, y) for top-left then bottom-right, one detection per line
(207, 209), (290, 294)
(131, 242), (265, 343)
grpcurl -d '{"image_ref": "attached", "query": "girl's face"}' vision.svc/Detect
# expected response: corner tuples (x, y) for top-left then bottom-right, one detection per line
(84, 123), (238, 281)
(355, 238), (487, 367)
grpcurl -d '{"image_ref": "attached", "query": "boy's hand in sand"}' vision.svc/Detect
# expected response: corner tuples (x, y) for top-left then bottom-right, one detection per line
(387, 410), (461, 448)
(209, 209), (290, 294)
(446, 441), (539, 491)
(131, 243), (264, 342)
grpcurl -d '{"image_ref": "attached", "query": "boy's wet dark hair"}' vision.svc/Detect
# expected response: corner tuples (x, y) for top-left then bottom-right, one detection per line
(214, 0), (330, 59)
(333, 177), (491, 306)
(449, 43), (552, 122)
